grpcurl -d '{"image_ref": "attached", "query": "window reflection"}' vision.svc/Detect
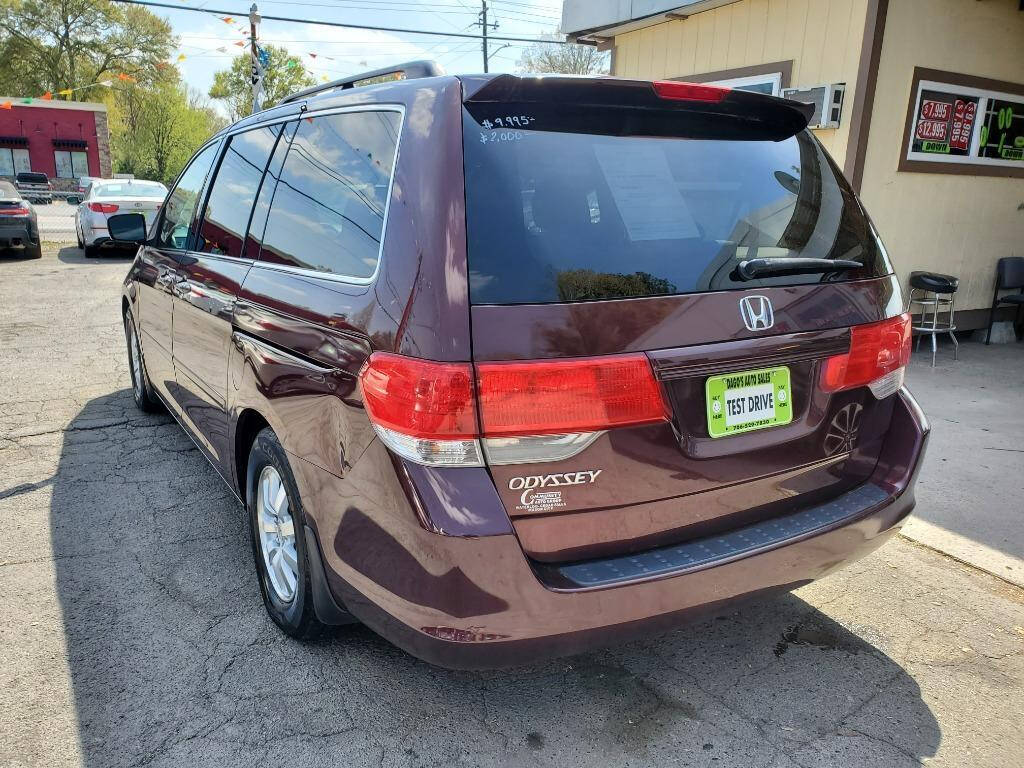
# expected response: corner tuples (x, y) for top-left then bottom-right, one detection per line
(259, 111), (401, 279)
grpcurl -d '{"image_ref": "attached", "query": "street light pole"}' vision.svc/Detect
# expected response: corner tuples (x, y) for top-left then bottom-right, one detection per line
(249, 3), (263, 112)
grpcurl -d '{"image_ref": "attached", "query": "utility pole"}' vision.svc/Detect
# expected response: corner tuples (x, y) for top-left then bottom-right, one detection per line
(249, 3), (264, 112)
(476, 1), (498, 73)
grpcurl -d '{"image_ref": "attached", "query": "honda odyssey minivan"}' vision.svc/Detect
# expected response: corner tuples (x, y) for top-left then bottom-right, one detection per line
(113, 62), (929, 669)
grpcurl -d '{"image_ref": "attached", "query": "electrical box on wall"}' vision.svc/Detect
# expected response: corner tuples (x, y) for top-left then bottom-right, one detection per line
(782, 83), (846, 129)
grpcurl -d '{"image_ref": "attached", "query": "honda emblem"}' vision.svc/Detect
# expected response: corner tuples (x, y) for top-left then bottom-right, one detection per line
(739, 295), (774, 331)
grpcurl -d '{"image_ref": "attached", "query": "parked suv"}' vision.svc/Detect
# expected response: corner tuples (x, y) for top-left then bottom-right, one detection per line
(114, 63), (928, 669)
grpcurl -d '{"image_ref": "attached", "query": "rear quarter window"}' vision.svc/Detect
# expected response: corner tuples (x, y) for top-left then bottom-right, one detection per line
(258, 109), (402, 279)
(463, 110), (893, 304)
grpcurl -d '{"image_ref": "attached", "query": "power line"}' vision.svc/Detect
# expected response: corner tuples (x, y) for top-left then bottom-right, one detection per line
(108, 0), (566, 44)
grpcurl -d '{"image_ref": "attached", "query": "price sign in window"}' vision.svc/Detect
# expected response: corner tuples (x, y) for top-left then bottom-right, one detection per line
(912, 91), (980, 157)
(901, 68), (1024, 177)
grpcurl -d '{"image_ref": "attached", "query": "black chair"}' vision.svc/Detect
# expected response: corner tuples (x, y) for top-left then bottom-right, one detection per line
(909, 271), (959, 367)
(985, 257), (1024, 344)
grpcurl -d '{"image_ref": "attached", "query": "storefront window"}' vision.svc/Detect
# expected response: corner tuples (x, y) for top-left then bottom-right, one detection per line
(0, 148), (30, 176)
(54, 150), (89, 178)
(902, 68), (1024, 176)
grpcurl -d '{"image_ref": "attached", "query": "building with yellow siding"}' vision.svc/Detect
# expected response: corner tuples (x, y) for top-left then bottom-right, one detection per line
(561, 0), (1024, 328)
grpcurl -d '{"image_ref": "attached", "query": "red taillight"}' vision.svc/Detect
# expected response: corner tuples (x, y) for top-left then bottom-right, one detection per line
(88, 202), (119, 214)
(359, 353), (477, 439)
(358, 352), (670, 465)
(476, 354), (668, 437)
(2, 206), (30, 216)
(821, 314), (912, 393)
(652, 80), (730, 102)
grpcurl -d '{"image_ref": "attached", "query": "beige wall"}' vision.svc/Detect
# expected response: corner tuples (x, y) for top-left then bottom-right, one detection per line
(611, 0), (870, 160)
(858, 0), (1024, 313)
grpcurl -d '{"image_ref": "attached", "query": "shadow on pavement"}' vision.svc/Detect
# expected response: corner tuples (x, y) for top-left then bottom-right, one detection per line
(52, 391), (942, 767)
(56, 244), (136, 265)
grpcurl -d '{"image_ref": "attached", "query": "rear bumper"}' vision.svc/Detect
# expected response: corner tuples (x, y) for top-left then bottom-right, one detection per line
(86, 235), (135, 252)
(0, 223), (36, 247)
(299, 387), (928, 669)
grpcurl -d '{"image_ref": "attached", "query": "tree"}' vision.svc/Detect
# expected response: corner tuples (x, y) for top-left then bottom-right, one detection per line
(209, 45), (315, 121)
(111, 80), (225, 185)
(0, 0), (175, 95)
(517, 37), (609, 76)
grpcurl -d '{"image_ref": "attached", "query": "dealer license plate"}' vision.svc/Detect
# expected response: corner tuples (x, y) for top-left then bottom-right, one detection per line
(705, 366), (793, 438)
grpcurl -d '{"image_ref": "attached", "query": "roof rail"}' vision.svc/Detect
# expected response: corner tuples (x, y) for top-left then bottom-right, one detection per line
(279, 60), (446, 105)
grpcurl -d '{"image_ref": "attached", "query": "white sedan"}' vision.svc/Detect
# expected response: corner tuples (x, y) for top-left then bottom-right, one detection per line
(75, 179), (168, 257)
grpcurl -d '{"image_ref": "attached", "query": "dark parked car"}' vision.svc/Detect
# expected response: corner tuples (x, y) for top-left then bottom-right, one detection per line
(15, 171), (52, 204)
(0, 181), (41, 258)
(115, 62), (929, 669)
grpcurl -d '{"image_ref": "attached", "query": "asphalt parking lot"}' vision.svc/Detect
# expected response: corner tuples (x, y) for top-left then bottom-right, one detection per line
(1, 246), (1022, 768)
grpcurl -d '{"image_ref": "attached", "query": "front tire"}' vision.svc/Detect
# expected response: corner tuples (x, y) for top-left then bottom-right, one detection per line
(124, 311), (162, 413)
(84, 243), (98, 258)
(247, 428), (326, 640)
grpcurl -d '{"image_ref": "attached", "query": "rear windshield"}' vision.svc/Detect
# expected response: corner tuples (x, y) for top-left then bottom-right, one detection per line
(17, 173), (47, 184)
(463, 111), (892, 304)
(95, 183), (167, 198)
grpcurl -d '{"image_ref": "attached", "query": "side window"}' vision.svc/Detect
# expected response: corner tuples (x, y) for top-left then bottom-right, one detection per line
(197, 124), (282, 258)
(243, 121), (297, 260)
(259, 110), (401, 279)
(157, 142), (219, 250)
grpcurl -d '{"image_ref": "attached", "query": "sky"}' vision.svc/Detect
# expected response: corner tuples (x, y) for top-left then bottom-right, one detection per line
(158, 0), (565, 108)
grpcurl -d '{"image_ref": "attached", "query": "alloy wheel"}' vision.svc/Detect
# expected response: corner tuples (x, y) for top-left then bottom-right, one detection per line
(256, 465), (299, 603)
(125, 318), (143, 402)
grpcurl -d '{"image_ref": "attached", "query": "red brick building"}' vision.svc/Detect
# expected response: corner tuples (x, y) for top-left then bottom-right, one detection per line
(0, 98), (111, 191)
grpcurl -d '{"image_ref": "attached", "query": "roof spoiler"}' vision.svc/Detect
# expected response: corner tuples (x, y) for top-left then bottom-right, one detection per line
(463, 74), (814, 141)
(280, 59), (445, 105)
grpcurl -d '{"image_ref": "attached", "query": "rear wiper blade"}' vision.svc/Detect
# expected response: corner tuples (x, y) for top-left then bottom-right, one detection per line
(734, 258), (863, 281)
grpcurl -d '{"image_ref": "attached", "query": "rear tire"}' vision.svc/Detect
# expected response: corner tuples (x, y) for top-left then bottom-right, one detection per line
(84, 243), (98, 258)
(124, 311), (162, 413)
(247, 428), (326, 640)
(26, 241), (42, 259)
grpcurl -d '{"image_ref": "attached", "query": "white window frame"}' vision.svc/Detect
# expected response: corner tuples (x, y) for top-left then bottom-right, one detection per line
(905, 79), (1024, 169)
(706, 72), (782, 96)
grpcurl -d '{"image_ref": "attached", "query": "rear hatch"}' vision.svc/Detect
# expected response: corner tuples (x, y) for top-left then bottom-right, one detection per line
(89, 182), (166, 228)
(459, 76), (909, 564)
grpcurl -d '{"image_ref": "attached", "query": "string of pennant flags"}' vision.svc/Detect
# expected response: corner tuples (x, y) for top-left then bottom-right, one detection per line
(0, 73), (140, 109)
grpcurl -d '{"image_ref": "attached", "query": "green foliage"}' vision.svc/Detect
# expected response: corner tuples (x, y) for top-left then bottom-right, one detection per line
(0, 0), (224, 185)
(0, 0), (174, 94)
(111, 81), (226, 186)
(209, 45), (315, 121)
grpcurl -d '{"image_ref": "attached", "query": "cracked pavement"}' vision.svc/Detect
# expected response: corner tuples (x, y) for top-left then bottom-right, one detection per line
(1, 246), (1023, 768)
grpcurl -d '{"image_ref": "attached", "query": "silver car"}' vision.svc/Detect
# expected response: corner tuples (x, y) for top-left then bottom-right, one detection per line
(75, 179), (167, 257)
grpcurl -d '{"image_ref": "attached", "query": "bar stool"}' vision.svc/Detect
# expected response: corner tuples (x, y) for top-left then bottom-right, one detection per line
(908, 271), (959, 367)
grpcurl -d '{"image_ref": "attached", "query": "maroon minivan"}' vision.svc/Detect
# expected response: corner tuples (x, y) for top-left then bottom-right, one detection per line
(113, 62), (928, 669)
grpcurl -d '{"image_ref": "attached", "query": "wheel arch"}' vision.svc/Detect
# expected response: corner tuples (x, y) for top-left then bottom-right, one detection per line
(234, 408), (271, 504)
